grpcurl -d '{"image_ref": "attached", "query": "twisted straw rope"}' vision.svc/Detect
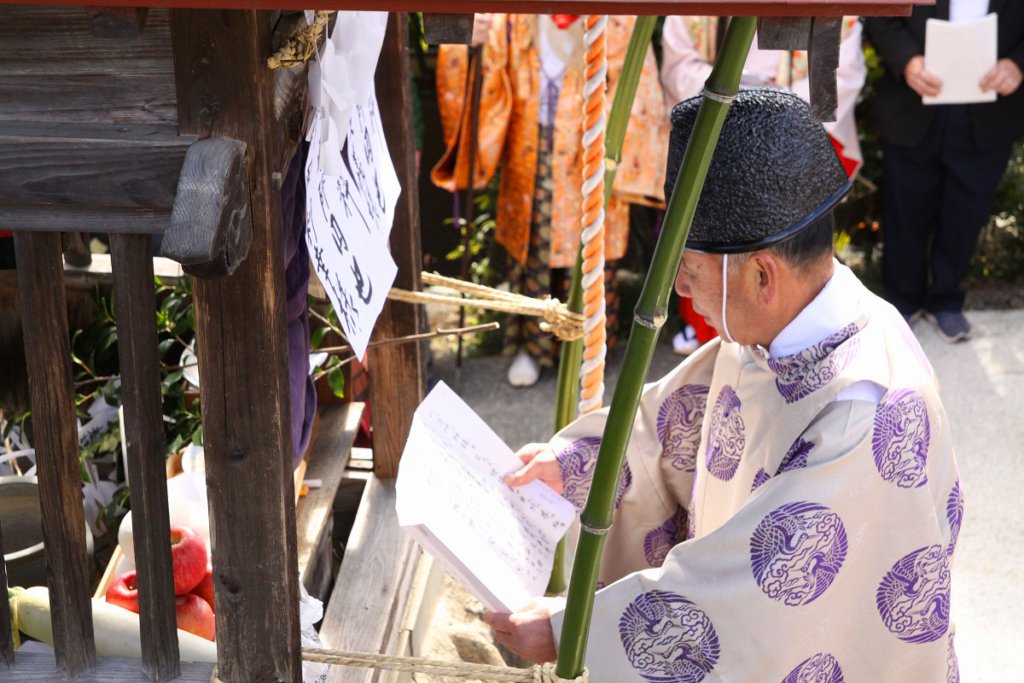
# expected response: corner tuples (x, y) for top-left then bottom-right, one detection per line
(578, 16), (609, 416)
(267, 10), (334, 69)
(210, 648), (588, 683)
(387, 272), (584, 342)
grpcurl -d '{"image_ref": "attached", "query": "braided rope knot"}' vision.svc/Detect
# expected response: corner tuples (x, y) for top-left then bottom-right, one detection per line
(210, 651), (588, 683)
(538, 296), (584, 342)
(267, 10), (334, 69)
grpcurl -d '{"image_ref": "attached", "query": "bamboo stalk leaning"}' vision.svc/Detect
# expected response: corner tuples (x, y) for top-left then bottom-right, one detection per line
(548, 15), (658, 595)
(554, 17), (758, 679)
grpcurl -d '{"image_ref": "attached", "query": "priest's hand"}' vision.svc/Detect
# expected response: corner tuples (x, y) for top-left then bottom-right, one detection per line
(980, 58), (1024, 96)
(504, 443), (563, 493)
(484, 599), (560, 663)
(904, 56), (942, 98)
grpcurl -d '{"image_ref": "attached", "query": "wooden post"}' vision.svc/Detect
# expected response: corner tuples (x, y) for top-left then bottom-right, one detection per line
(109, 233), (180, 682)
(13, 231), (96, 679)
(368, 11), (426, 479)
(1, 519), (13, 669)
(170, 10), (301, 682)
(808, 17), (842, 123)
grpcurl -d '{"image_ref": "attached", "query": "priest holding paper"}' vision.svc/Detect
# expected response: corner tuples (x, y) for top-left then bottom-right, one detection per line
(865, 2), (1024, 342)
(486, 90), (962, 682)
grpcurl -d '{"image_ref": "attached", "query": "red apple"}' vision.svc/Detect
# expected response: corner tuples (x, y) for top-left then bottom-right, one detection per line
(170, 525), (207, 595)
(105, 571), (140, 613)
(191, 565), (215, 614)
(175, 593), (216, 641)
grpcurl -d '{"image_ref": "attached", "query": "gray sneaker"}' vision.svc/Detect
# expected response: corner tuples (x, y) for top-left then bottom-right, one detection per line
(924, 310), (971, 343)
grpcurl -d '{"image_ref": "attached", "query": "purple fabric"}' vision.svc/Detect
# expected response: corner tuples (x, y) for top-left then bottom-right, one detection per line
(282, 143), (317, 467)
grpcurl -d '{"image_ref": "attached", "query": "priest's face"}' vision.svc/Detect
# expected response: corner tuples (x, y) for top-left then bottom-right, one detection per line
(674, 251), (765, 345)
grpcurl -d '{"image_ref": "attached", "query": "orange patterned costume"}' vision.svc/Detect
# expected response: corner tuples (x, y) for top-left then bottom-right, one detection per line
(431, 15), (669, 269)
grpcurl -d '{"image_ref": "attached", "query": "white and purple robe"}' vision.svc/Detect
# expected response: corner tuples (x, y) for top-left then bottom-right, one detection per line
(548, 264), (962, 682)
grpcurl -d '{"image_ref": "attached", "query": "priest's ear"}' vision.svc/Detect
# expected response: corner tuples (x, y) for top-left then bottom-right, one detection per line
(748, 251), (781, 307)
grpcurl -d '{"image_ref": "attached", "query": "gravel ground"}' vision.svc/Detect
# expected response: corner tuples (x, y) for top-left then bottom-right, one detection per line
(420, 309), (1024, 682)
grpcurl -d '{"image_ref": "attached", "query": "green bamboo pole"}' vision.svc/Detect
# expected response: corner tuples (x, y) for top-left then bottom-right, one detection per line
(554, 17), (757, 678)
(547, 15), (658, 595)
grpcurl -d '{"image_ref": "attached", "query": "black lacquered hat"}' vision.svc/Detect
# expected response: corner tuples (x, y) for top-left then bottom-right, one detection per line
(665, 88), (852, 255)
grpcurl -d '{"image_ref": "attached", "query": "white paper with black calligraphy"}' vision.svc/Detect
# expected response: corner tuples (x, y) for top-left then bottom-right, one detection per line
(396, 381), (576, 612)
(305, 108), (398, 360)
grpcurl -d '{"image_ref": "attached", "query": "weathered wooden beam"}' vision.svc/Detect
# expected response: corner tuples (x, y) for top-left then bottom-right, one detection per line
(808, 16), (842, 122)
(109, 233), (181, 682)
(757, 15), (811, 50)
(12, 231), (96, 680)
(84, 7), (149, 37)
(0, 122), (194, 212)
(169, 9), (301, 682)
(368, 12), (426, 479)
(160, 137), (253, 278)
(1, 518), (12, 670)
(319, 477), (417, 683)
(0, 6), (176, 127)
(0, 206), (170, 234)
(421, 12), (474, 44)
(270, 11), (310, 174)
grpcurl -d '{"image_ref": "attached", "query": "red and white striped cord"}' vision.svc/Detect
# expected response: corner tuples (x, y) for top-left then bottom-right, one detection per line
(578, 15), (608, 416)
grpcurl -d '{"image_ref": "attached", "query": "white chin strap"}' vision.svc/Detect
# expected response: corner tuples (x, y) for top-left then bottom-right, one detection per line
(721, 254), (735, 344)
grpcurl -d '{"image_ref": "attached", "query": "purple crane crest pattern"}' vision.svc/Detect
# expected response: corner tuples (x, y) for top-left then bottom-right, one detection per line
(750, 502), (848, 606)
(876, 544), (951, 644)
(619, 590), (720, 683)
(872, 388), (930, 489)
(557, 436), (632, 512)
(751, 468), (771, 492)
(705, 385), (745, 481)
(766, 322), (861, 404)
(777, 437), (815, 475)
(781, 653), (845, 683)
(946, 632), (960, 683)
(644, 506), (688, 567)
(946, 479), (964, 557)
(657, 384), (711, 472)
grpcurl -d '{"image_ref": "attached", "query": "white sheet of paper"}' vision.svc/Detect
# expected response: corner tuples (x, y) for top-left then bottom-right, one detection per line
(924, 14), (998, 105)
(305, 110), (398, 360)
(396, 382), (576, 612)
(308, 11), (388, 175)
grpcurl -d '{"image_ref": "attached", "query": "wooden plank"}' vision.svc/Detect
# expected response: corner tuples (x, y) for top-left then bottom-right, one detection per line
(421, 12), (474, 44)
(0, 76), (177, 127)
(0, 122), (194, 210)
(0, 206), (170, 235)
(367, 12), (426, 480)
(12, 231), (96, 679)
(319, 477), (416, 683)
(109, 233), (180, 682)
(0, 6), (172, 77)
(757, 15), (811, 50)
(808, 16), (842, 123)
(169, 9), (301, 682)
(295, 403), (364, 598)
(0, 2), (922, 18)
(1, 518), (12, 669)
(8, 654), (214, 683)
(84, 7), (149, 37)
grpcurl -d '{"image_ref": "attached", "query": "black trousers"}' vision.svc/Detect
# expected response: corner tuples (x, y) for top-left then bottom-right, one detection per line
(881, 105), (1013, 315)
